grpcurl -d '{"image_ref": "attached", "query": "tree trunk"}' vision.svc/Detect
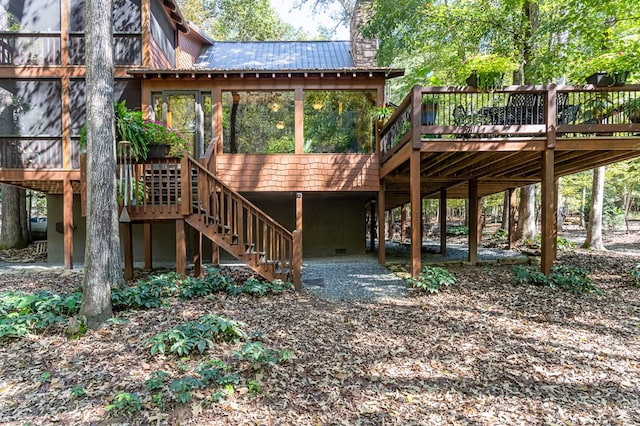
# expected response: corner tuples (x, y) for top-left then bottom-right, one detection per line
(0, 184), (28, 249)
(582, 166), (606, 250)
(501, 191), (509, 229)
(80, 0), (122, 330)
(515, 184), (536, 242)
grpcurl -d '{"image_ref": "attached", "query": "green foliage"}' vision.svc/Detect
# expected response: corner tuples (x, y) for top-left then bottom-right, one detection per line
(247, 379), (261, 396)
(105, 392), (143, 416)
(144, 370), (170, 392)
(234, 341), (279, 366)
(69, 385), (85, 399)
(407, 266), (456, 294)
(511, 265), (602, 295)
(447, 225), (468, 236)
(551, 265), (601, 295)
(146, 314), (248, 357)
(228, 277), (294, 297)
(169, 377), (204, 404)
(630, 264), (640, 287)
(111, 282), (170, 311)
(556, 237), (576, 252)
(0, 290), (81, 338)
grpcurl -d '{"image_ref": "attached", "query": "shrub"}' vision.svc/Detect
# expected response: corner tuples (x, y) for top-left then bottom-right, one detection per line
(630, 264), (640, 287)
(511, 265), (602, 295)
(407, 266), (456, 294)
(447, 225), (468, 236)
(0, 291), (81, 338)
(105, 392), (143, 416)
(146, 314), (248, 357)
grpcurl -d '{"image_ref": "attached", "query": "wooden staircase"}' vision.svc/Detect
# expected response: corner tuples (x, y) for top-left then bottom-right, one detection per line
(184, 156), (297, 282)
(112, 154), (301, 285)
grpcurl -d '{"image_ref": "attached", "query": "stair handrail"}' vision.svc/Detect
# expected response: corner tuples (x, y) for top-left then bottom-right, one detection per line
(200, 135), (219, 174)
(185, 156), (294, 240)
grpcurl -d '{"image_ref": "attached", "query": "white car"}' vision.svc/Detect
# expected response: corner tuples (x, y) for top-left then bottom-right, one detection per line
(30, 216), (47, 239)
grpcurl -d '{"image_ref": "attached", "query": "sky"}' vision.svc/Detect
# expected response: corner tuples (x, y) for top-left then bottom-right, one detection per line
(270, 0), (350, 40)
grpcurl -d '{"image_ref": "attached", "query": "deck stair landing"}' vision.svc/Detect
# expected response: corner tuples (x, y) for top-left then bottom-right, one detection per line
(117, 156), (295, 283)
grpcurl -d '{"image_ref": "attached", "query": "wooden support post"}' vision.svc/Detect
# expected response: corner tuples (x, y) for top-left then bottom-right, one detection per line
(400, 204), (407, 243)
(508, 188), (517, 250)
(294, 89), (304, 154)
(292, 230), (302, 290)
(410, 149), (421, 277)
(440, 188), (447, 255)
(122, 222), (133, 280)
(63, 179), (73, 269)
(144, 223), (152, 270)
(378, 181), (386, 265)
(369, 201), (376, 252)
(293, 192), (303, 290)
(387, 208), (393, 241)
(468, 178), (479, 265)
(541, 149), (556, 274)
(176, 219), (186, 274)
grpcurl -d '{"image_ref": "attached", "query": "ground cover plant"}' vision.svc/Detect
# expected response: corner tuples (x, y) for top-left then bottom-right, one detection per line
(0, 240), (639, 424)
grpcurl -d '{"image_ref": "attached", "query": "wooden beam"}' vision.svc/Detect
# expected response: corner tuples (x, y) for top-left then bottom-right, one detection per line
(176, 219), (186, 274)
(63, 179), (74, 269)
(293, 192), (303, 290)
(541, 149), (556, 275)
(420, 139), (546, 152)
(378, 180), (386, 265)
(439, 188), (447, 255)
(410, 149), (421, 276)
(468, 178), (479, 265)
(369, 201), (376, 252)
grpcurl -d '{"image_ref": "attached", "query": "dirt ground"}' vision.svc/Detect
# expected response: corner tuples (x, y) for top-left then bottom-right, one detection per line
(0, 231), (639, 425)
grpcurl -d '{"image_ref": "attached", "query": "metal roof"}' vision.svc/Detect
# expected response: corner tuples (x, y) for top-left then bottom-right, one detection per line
(194, 41), (356, 70)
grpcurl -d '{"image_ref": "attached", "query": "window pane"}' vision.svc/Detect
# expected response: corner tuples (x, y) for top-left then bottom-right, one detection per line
(222, 91), (294, 154)
(304, 90), (375, 153)
(0, 0), (61, 32)
(0, 80), (61, 136)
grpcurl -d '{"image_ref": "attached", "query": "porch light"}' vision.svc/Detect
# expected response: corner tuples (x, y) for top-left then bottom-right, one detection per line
(312, 101), (324, 110)
(276, 121), (285, 129)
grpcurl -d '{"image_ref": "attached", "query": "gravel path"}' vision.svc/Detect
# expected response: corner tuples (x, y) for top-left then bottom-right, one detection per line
(302, 256), (408, 302)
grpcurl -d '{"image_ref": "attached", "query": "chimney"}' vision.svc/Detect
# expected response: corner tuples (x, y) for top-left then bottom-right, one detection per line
(350, 0), (377, 68)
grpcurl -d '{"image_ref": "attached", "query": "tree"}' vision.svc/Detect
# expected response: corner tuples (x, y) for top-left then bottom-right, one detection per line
(80, 0), (123, 330)
(177, 0), (303, 40)
(361, 0), (639, 245)
(0, 184), (28, 249)
(582, 166), (606, 250)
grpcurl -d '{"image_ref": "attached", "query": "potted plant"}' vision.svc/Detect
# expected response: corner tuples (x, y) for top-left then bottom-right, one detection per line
(461, 54), (518, 90)
(142, 119), (192, 158)
(583, 42), (639, 86)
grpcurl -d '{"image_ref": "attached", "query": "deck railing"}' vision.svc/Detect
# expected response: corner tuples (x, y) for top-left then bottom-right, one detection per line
(379, 84), (640, 162)
(0, 33), (60, 65)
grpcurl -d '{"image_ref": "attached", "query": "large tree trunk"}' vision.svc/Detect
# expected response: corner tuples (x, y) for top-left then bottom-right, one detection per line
(0, 184), (28, 249)
(80, 0), (122, 330)
(515, 185), (536, 242)
(582, 166), (606, 250)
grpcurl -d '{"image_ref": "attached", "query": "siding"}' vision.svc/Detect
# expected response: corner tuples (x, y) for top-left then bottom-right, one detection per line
(215, 154), (379, 192)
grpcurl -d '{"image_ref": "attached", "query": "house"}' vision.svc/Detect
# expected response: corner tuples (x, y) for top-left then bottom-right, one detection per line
(0, 0), (402, 284)
(1, 0), (639, 283)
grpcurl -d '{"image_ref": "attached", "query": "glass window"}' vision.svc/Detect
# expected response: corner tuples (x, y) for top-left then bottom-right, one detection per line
(0, 80), (61, 136)
(222, 91), (294, 154)
(303, 90), (376, 153)
(0, 0), (61, 32)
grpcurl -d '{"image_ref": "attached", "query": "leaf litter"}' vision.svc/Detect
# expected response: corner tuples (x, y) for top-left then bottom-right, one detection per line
(0, 242), (639, 425)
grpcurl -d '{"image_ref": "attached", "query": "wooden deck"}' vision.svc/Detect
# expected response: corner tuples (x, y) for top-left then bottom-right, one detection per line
(377, 84), (640, 276)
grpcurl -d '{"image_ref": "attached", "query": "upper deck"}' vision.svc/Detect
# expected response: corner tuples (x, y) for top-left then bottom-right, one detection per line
(379, 84), (640, 208)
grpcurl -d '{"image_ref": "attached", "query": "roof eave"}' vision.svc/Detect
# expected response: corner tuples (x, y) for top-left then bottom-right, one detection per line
(128, 68), (405, 79)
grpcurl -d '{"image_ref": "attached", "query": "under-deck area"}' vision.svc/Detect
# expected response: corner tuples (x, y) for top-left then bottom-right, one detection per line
(377, 84), (640, 275)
